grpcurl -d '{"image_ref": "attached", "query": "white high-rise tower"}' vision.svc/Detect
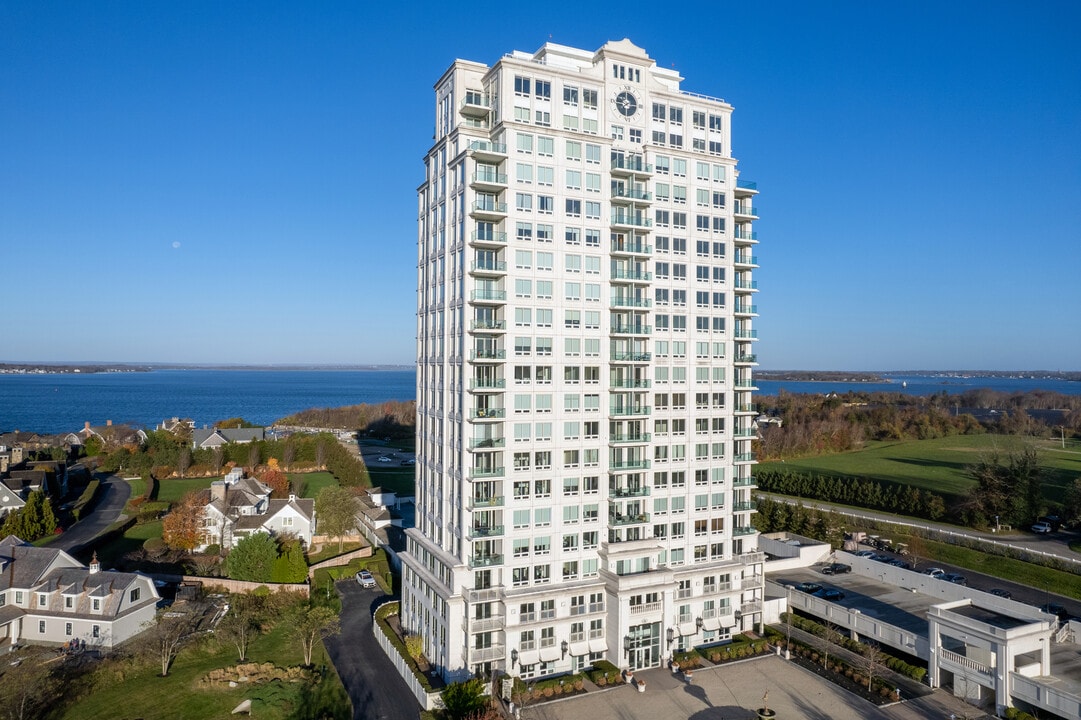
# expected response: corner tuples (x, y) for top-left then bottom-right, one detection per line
(402, 39), (763, 682)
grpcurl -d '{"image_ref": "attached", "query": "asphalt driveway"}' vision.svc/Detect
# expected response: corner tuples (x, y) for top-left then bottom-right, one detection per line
(325, 581), (419, 720)
(53, 474), (130, 554)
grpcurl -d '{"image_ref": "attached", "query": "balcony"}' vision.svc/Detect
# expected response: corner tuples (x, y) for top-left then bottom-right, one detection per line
(609, 377), (651, 389)
(469, 348), (506, 361)
(610, 156), (651, 175)
(733, 380), (758, 389)
(460, 92), (491, 116)
(734, 428), (757, 438)
(733, 329), (758, 340)
(629, 601), (662, 615)
(733, 304), (758, 316)
(610, 187), (652, 204)
(734, 279), (759, 291)
(469, 466), (505, 480)
(610, 212), (653, 229)
(733, 254), (758, 268)
(610, 324), (651, 336)
(468, 524), (504, 539)
(610, 296), (651, 308)
(609, 485), (650, 498)
(609, 405), (651, 417)
(733, 354), (757, 364)
(469, 437), (506, 450)
(464, 615), (505, 633)
(610, 512), (650, 526)
(734, 229), (758, 242)
(470, 200), (508, 219)
(469, 230), (507, 246)
(470, 170), (508, 190)
(735, 180), (758, 192)
(732, 475), (757, 487)
(608, 458), (651, 470)
(469, 289), (507, 304)
(734, 501), (757, 512)
(610, 239), (652, 256)
(733, 453), (756, 463)
(609, 432), (652, 444)
(468, 495), (505, 509)
(470, 320), (506, 333)
(469, 407), (505, 420)
(733, 526), (757, 536)
(469, 377), (506, 390)
(733, 204), (758, 219)
(468, 644), (507, 664)
(610, 351), (652, 362)
(468, 554), (504, 568)
(734, 404), (758, 414)
(740, 601), (763, 615)
(610, 269), (652, 282)
(468, 140), (507, 160)
(469, 260), (507, 276)
(739, 551), (766, 565)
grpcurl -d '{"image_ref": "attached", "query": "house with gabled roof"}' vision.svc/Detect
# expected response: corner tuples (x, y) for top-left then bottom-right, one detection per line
(194, 469), (315, 551)
(78, 420), (147, 448)
(191, 427), (265, 450)
(0, 535), (159, 649)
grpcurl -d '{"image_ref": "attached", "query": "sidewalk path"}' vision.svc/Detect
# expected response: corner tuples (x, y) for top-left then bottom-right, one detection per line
(52, 474), (130, 555)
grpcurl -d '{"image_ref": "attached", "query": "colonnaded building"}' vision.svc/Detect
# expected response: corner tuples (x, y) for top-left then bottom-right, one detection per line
(401, 39), (763, 682)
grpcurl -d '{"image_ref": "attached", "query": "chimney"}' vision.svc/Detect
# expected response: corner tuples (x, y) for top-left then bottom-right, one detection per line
(106, 420), (112, 426)
(85, 421), (91, 431)
(89, 552), (100, 574)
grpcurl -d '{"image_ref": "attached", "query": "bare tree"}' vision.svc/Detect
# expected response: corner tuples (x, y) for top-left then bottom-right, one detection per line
(143, 608), (199, 676)
(248, 443), (261, 473)
(216, 594), (266, 661)
(282, 440), (296, 469)
(861, 642), (886, 691)
(821, 621), (842, 670)
(316, 440), (327, 469)
(177, 447), (191, 478)
(290, 606), (341, 666)
(211, 447), (225, 473)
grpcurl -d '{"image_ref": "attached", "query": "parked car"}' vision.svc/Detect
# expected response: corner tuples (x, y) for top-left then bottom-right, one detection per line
(1041, 515), (1063, 531)
(815, 588), (846, 602)
(1041, 603), (1069, 621)
(989, 588), (1013, 599)
(794, 582), (822, 594)
(942, 573), (967, 586)
(1031, 521), (1052, 534)
(872, 554), (892, 563)
(355, 570), (377, 588)
(400, 458), (416, 466)
(922, 567), (945, 578)
(855, 550), (876, 558)
(821, 563), (851, 575)
(377, 456), (394, 463)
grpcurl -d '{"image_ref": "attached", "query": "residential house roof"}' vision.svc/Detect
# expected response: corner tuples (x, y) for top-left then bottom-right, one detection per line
(192, 427), (266, 449)
(233, 497), (315, 530)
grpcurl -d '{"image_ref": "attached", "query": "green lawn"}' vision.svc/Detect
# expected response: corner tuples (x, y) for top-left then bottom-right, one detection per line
(157, 476), (218, 503)
(294, 471), (338, 498)
(364, 466), (415, 495)
(758, 434), (1081, 502)
(63, 616), (340, 720)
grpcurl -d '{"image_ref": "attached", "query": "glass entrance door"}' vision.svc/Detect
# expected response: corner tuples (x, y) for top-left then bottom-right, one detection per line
(627, 622), (660, 670)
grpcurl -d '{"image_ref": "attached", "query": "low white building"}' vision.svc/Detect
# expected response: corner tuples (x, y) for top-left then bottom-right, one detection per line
(196, 469), (316, 551)
(0, 535), (159, 649)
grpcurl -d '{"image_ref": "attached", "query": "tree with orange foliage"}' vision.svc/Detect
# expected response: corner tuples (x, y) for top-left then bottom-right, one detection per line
(258, 468), (290, 499)
(162, 491), (205, 551)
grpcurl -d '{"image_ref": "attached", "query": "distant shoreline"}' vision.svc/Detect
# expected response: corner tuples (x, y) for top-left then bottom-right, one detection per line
(0, 363), (415, 375)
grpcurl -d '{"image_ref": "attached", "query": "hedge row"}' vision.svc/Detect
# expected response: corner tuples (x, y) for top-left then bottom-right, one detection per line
(512, 673), (586, 698)
(585, 659), (621, 686)
(779, 614), (927, 683)
(373, 601), (435, 692)
(71, 480), (100, 521)
(778, 636), (900, 701)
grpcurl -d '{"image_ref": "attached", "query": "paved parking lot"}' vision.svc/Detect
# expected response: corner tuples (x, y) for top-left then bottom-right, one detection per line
(525, 656), (988, 720)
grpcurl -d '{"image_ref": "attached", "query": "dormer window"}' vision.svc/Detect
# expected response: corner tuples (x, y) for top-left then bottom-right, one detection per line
(38, 593), (48, 607)
(64, 595), (74, 609)
(92, 598), (101, 612)
(130, 588), (141, 603)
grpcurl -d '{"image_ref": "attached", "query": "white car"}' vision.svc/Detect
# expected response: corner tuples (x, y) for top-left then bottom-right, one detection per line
(1031, 522), (1052, 534)
(922, 567), (945, 578)
(355, 570), (377, 588)
(377, 456), (393, 463)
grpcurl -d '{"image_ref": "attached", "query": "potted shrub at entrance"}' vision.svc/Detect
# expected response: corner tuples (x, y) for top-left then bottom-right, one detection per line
(636, 679), (646, 693)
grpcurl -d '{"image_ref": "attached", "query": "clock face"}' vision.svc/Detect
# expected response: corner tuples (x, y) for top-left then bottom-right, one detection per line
(615, 90), (638, 117)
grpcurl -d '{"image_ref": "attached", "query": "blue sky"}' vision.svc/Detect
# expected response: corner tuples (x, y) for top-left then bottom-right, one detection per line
(2, 1), (1079, 370)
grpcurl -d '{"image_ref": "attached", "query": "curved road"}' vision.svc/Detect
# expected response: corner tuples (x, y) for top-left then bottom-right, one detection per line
(324, 581), (419, 720)
(53, 474), (131, 555)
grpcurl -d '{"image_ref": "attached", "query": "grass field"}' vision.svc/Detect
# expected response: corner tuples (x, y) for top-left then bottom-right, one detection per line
(63, 616), (340, 720)
(758, 434), (1081, 502)
(154, 471), (340, 504)
(364, 465), (415, 495)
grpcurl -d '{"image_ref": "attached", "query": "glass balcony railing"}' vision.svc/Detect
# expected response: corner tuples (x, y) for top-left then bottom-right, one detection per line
(733, 305), (758, 314)
(469, 466), (505, 479)
(610, 485), (650, 497)
(609, 432), (652, 444)
(734, 230), (758, 241)
(469, 554), (504, 568)
(469, 408), (505, 419)
(733, 330), (758, 339)
(468, 140), (507, 155)
(610, 378), (651, 389)
(734, 279), (759, 290)
(734, 501), (758, 512)
(611, 188), (652, 201)
(470, 290), (507, 302)
(733, 526), (757, 536)
(611, 325), (651, 335)
(611, 241), (652, 254)
(609, 405), (651, 417)
(471, 171), (507, 185)
(734, 255), (759, 265)
(608, 459), (651, 470)
(611, 269), (652, 281)
(610, 157), (651, 173)
(471, 201), (507, 214)
(610, 296), (651, 308)
(732, 475), (757, 487)
(469, 495), (505, 508)
(734, 429), (757, 437)
(611, 213), (653, 228)
(733, 453), (756, 462)
(733, 205), (757, 216)
(470, 348), (506, 360)
(611, 351), (652, 362)
(734, 381), (758, 389)
(609, 512), (651, 526)
(469, 437), (506, 449)
(736, 180), (758, 191)
(735, 404), (758, 413)
(468, 525), (504, 539)
(733, 354), (757, 363)
(470, 230), (507, 243)
(469, 320), (506, 331)
(470, 261), (506, 273)
(469, 377), (506, 389)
